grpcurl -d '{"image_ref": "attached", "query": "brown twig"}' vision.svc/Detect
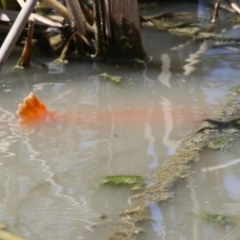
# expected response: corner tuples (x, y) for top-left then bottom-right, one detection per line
(58, 31), (95, 61)
(15, 19), (35, 68)
(0, 9), (63, 27)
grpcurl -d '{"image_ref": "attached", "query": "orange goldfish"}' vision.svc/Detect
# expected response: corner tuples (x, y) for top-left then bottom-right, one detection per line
(16, 92), (205, 135)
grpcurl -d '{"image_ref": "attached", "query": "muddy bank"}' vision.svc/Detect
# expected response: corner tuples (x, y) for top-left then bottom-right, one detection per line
(107, 90), (240, 240)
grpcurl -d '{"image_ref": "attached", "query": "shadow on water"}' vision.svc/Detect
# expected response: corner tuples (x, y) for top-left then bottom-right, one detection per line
(1, 2), (240, 240)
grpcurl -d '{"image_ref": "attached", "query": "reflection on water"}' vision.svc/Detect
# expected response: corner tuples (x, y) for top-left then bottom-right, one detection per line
(183, 40), (210, 76)
(1, 18), (240, 240)
(155, 144), (240, 240)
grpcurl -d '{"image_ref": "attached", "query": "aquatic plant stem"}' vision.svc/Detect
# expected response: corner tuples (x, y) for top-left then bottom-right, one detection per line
(16, 19), (35, 68)
(42, 0), (69, 19)
(0, 0), (38, 71)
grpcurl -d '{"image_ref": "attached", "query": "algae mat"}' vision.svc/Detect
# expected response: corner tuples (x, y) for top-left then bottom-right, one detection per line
(107, 91), (240, 240)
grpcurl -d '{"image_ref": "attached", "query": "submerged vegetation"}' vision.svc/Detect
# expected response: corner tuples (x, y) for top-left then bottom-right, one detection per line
(100, 73), (122, 83)
(199, 212), (233, 225)
(208, 136), (234, 150)
(102, 175), (145, 191)
(231, 85), (240, 94)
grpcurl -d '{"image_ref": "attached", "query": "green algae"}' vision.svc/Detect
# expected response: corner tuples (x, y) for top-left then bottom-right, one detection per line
(200, 212), (233, 225)
(170, 27), (220, 40)
(231, 85), (240, 94)
(230, 118), (240, 125)
(100, 73), (122, 83)
(169, 26), (199, 36)
(150, 20), (198, 31)
(208, 136), (234, 150)
(228, 15), (240, 24)
(102, 175), (145, 191)
(144, 17), (240, 44)
(138, 2), (158, 11)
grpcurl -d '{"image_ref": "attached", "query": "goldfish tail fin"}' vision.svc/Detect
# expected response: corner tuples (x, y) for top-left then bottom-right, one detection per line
(16, 92), (48, 123)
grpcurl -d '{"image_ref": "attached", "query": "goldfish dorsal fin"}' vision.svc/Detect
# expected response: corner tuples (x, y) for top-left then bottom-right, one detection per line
(16, 92), (48, 122)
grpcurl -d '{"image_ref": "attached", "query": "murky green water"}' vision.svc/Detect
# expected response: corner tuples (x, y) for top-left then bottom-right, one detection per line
(1, 2), (240, 240)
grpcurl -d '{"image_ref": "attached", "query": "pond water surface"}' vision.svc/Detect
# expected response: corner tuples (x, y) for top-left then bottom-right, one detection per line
(1, 4), (240, 240)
